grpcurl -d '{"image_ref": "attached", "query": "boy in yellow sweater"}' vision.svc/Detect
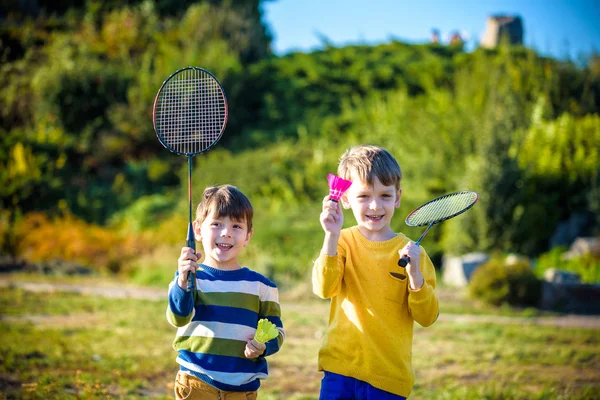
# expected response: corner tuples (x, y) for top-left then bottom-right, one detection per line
(313, 145), (439, 399)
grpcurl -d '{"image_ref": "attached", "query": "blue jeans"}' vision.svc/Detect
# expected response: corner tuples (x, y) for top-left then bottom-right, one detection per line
(319, 371), (407, 400)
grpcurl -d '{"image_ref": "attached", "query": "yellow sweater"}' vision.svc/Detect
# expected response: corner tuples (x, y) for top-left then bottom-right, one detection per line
(312, 226), (439, 397)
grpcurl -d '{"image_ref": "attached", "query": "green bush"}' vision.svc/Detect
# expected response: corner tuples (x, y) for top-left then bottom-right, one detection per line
(535, 246), (600, 284)
(469, 259), (542, 307)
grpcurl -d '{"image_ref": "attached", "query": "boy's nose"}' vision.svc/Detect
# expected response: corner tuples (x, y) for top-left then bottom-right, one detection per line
(369, 199), (379, 210)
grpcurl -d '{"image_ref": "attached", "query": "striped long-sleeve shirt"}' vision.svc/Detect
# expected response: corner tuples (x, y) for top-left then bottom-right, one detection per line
(166, 264), (285, 392)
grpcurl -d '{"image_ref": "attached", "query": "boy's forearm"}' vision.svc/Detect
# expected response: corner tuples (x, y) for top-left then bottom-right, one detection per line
(321, 232), (340, 256)
(408, 284), (439, 327)
(408, 271), (425, 290)
(166, 281), (195, 327)
(408, 263), (439, 327)
(263, 329), (285, 357)
(312, 252), (343, 299)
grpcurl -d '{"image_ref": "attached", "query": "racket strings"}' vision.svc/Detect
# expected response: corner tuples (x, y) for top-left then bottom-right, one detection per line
(407, 191), (478, 226)
(154, 68), (226, 154)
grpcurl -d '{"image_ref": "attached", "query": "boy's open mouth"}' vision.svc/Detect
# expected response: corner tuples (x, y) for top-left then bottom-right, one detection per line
(216, 243), (233, 250)
(366, 215), (384, 221)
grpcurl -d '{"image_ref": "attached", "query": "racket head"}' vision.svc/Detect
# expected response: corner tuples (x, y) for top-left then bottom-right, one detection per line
(153, 67), (228, 156)
(405, 190), (478, 227)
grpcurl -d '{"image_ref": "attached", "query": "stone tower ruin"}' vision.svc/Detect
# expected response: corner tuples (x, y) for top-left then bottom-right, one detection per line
(480, 15), (524, 48)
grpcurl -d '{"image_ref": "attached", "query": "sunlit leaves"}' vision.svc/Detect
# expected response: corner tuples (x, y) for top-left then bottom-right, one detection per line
(517, 113), (600, 182)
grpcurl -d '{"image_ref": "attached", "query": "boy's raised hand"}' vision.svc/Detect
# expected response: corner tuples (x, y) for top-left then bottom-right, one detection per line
(177, 247), (200, 290)
(320, 195), (344, 235)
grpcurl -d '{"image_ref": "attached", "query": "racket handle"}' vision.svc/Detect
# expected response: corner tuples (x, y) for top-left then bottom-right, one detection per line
(398, 256), (410, 268)
(186, 223), (196, 292)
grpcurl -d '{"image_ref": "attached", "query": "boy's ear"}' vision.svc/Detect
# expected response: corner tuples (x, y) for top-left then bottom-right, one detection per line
(340, 194), (351, 209)
(395, 187), (402, 208)
(243, 228), (253, 247)
(193, 220), (202, 242)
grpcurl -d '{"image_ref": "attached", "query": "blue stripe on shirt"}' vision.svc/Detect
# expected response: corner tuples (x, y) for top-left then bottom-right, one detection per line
(196, 266), (277, 287)
(194, 304), (259, 328)
(178, 350), (268, 375)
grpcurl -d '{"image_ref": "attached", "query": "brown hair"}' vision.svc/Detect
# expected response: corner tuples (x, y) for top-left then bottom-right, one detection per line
(195, 185), (253, 230)
(338, 145), (402, 189)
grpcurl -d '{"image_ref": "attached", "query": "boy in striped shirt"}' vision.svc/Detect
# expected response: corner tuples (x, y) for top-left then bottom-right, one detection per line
(167, 185), (285, 399)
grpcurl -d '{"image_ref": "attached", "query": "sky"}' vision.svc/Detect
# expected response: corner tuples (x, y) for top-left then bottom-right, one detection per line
(263, 0), (600, 61)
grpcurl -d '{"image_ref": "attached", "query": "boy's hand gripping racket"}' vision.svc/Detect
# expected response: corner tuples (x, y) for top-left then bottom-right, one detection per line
(398, 191), (478, 267)
(153, 67), (228, 291)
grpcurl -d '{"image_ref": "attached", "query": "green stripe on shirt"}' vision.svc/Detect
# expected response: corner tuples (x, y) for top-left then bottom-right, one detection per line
(197, 291), (259, 312)
(173, 336), (248, 358)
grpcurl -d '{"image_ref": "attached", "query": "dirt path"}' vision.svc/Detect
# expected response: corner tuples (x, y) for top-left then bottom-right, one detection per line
(1, 278), (599, 329)
(0, 279), (167, 300)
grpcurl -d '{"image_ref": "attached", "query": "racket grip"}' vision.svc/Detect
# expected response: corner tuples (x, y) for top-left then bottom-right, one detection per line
(186, 265), (195, 291)
(186, 224), (196, 292)
(398, 256), (410, 268)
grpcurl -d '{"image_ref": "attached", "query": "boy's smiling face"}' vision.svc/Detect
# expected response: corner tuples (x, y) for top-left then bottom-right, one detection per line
(194, 212), (252, 270)
(341, 173), (402, 241)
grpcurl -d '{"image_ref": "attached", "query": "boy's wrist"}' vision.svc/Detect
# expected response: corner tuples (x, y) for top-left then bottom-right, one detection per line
(408, 274), (425, 290)
(324, 230), (340, 238)
(177, 276), (187, 290)
(321, 233), (339, 256)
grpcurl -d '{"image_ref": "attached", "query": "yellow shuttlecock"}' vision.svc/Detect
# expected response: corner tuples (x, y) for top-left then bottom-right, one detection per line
(254, 318), (279, 344)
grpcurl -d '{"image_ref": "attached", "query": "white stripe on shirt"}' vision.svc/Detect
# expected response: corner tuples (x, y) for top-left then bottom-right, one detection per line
(176, 320), (255, 341)
(198, 279), (279, 302)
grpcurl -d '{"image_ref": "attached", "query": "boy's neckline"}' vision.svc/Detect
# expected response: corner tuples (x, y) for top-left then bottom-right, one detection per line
(355, 225), (398, 242)
(351, 226), (406, 245)
(199, 264), (248, 275)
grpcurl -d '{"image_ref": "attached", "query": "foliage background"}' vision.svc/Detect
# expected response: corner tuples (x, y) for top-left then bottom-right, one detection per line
(1, 2), (599, 399)
(1, 0), (599, 285)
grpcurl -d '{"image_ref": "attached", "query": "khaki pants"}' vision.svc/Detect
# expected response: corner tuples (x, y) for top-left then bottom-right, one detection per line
(174, 371), (258, 400)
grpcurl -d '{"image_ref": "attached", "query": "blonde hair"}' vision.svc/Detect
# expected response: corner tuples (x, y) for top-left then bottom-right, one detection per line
(338, 145), (402, 189)
(195, 185), (253, 230)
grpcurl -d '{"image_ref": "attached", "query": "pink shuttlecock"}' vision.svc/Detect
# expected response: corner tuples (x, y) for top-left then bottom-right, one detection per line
(327, 174), (352, 202)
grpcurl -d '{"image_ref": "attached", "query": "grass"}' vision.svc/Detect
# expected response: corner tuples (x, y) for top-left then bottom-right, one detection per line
(0, 286), (175, 399)
(0, 275), (599, 399)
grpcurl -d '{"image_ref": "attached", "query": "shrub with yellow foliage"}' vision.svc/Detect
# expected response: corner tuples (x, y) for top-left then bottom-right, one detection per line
(13, 212), (145, 274)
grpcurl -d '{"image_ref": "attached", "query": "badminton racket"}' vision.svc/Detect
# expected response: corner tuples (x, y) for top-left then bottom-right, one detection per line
(398, 190), (478, 267)
(153, 67), (228, 291)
